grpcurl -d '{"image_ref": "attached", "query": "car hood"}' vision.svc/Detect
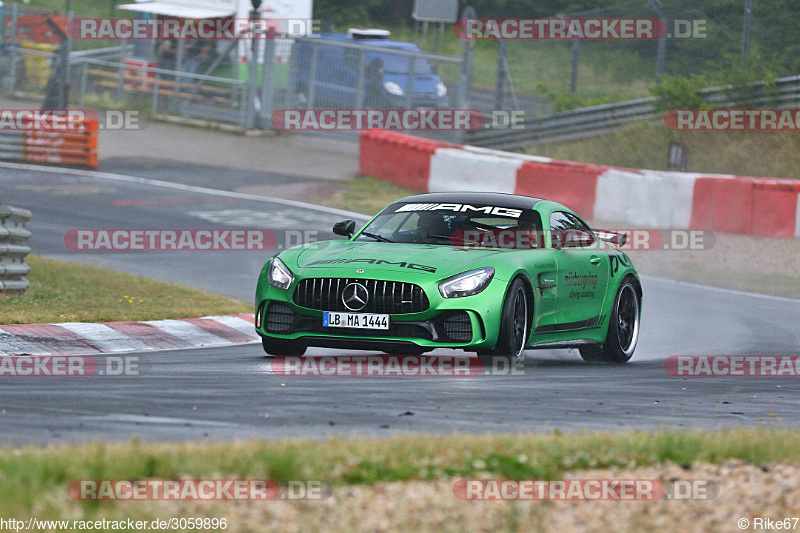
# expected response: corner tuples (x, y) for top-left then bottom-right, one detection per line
(292, 240), (505, 278)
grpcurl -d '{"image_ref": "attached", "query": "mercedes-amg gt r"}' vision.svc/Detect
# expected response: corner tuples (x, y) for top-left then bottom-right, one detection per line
(254, 192), (642, 363)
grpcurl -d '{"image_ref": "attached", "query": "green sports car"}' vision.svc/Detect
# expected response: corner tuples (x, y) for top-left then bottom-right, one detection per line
(254, 192), (642, 363)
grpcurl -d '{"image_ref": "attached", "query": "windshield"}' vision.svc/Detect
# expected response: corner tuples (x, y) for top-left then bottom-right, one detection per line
(355, 202), (543, 249)
(366, 51), (434, 75)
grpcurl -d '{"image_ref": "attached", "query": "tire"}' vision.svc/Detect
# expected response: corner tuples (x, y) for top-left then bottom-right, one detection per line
(261, 336), (307, 357)
(579, 277), (641, 363)
(479, 278), (529, 365)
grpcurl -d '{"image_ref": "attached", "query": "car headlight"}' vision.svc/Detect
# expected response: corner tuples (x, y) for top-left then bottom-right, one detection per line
(439, 267), (494, 298)
(436, 82), (447, 98)
(268, 257), (294, 290)
(383, 81), (404, 96)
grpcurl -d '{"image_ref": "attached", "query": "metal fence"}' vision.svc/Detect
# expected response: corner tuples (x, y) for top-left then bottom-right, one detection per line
(260, 35), (465, 140)
(465, 74), (800, 150)
(0, 205), (32, 294)
(1, 1), (796, 148)
(0, 6), (471, 141)
(486, 0), (799, 109)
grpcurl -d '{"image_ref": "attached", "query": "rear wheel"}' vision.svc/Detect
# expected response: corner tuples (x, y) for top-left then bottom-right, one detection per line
(479, 278), (529, 366)
(579, 278), (640, 363)
(261, 337), (307, 357)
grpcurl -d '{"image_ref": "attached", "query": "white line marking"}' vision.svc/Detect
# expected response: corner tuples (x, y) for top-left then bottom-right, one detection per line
(0, 161), (370, 220)
(641, 275), (800, 304)
(57, 322), (154, 352)
(81, 413), (239, 427)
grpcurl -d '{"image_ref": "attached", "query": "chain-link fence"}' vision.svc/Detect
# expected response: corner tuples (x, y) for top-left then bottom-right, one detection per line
(0, 3), (472, 141)
(1, 1), (793, 144)
(487, 0), (799, 112)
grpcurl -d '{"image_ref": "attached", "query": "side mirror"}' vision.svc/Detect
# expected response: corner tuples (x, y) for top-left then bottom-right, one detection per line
(562, 229), (595, 248)
(333, 219), (356, 237)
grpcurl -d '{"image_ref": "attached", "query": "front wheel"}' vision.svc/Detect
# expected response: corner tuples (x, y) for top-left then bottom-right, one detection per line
(479, 278), (529, 365)
(261, 337), (307, 357)
(580, 278), (640, 363)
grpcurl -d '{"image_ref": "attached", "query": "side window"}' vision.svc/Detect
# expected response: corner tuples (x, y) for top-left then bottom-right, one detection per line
(549, 211), (578, 231)
(549, 211), (590, 231)
(344, 49), (359, 72)
(549, 211), (593, 248)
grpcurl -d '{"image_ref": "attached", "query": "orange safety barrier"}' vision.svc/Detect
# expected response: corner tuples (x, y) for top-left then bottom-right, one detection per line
(0, 115), (99, 168)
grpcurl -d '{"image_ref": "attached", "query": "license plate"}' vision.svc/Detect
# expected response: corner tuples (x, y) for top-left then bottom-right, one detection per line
(322, 311), (390, 330)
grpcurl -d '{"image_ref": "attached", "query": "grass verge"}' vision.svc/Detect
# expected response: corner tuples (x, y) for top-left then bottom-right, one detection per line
(1, 427), (798, 517)
(1, 255), (250, 324)
(319, 176), (422, 215)
(526, 120), (800, 179)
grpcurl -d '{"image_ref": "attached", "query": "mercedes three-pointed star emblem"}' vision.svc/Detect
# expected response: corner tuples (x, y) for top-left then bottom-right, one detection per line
(342, 282), (369, 311)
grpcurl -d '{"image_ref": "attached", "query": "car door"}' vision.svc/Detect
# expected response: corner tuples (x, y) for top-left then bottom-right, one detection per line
(549, 211), (610, 331)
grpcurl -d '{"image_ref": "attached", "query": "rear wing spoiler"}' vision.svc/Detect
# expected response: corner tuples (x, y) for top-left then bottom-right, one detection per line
(594, 230), (627, 247)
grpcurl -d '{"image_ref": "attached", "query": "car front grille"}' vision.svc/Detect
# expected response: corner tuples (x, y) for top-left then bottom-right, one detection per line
(293, 278), (429, 314)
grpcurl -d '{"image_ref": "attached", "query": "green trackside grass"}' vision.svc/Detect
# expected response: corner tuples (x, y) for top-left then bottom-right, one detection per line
(321, 176), (422, 216)
(1, 427), (799, 517)
(526, 120), (800, 179)
(0, 255), (250, 324)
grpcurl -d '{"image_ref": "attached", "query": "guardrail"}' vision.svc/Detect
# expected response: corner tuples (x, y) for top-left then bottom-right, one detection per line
(0, 114), (99, 167)
(465, 74), (800, 150)
(0, 205), (32, 294)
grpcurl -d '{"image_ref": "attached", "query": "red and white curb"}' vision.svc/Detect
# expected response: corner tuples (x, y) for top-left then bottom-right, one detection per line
(360, 130), (800, 239)
(0, 314), (257, 356)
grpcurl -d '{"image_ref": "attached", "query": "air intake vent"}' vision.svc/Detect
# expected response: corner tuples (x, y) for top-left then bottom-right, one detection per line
(442, 312), (472, 342)
(264, 302), (295, 333)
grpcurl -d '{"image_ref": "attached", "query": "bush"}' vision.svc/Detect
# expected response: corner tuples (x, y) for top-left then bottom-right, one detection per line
(651, 75), (709, 113)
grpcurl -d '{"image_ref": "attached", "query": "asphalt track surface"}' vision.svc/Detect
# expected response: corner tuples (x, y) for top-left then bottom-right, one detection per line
(1, 163), (800, 444)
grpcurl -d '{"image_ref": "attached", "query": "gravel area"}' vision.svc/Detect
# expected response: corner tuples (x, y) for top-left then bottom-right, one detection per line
(87, 461), (796, 532)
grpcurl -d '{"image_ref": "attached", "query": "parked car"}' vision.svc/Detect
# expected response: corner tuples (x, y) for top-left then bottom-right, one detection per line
(290, 29), (449, 109)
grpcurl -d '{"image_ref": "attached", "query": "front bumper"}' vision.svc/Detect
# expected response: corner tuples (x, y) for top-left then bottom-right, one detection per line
(255, 299), (488, 351)
(254, 263), (512, 352)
